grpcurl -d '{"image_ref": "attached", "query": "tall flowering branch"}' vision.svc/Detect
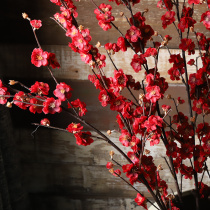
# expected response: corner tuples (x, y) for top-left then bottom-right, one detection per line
(1, 1), (210, 210)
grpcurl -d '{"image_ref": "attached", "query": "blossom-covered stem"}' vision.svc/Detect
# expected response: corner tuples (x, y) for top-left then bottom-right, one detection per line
(194, 32), (202, 57)
(90, 54), (109, 89)
(139, 131), (147, 170)
(199, 170), (205, 189)
(164, 120), (179, 135)
(182, 50), (193, 117)
(148, 101), (153, 116)
(204, 163), (210, 178)
(126, 87), (139, 105)
(90, 0), (130, 47)
(157, 104), (183, 204)
(172, 98), (180, 116)
(31, 27), (42, 49)
(205, 74), (210, 97)
(47, 66), (59, 84)
(162, 109), (171, 119)
(161, 0), (180, 36)
(119, 112), (133, 136)
(32, 123), (106, 140)
(105, 49), (139, 105)
(105, 49), (118, 70)
(66, 99), (80, 117)
(206, 1), (210, 10)
(168, 156), (183, 203)
(61, 106), (132, 163)
(189, 158), (194, 170)
(123, 14), (132, 26)
(114, 172), (160, 210)
(169, 199), (172, 210)
(178, 69), (187, 86)
(155, 172), (166, 209)
(175, 0), (181, 22)
(163, 157), (174, 179)
(142, 80), (146, 94)
(0, 95), (12, 98)
(155, 171), (158, 195)
(96, 67), (109, 89)
(158, 35), (171, 56)
(140, 176), (167, 210)
(13, 100), (43, 107)
(180, 174), (183, 193)
(50, 17), (67, 32)
(124, 0), (145, 54)
(32, 123), (68, 132)
(121, 0), (135, 26)
(182, 47), (200, 209)
(17, 81), (31, 91)
(112, 158), (122, 167)
(91, 68), (108, 92)
(181, 0), (186, 17)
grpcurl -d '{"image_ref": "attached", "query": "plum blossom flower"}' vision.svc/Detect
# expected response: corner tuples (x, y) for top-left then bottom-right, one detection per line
(200, 11), (210, 30)
(66, 123), (83, 133)
(0, 80), (10, 105)
(30, 81), (49, 95)
(134, 193), (147, 209)
(31, 48), (49, 67)
(43, 97), (62, 114)
(145, 85), (162, 103)
(73, 131), (94, 146)
(30, 19), (42, 29)
(40, 118), (50, 126)
(53, 82), (72, 101)
(161, 11), (175, 29)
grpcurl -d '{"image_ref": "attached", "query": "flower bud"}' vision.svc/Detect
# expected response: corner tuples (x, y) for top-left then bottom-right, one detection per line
(167, 194), (175, 200)
(9, 80), (17, 85)
(109, 168), (114, 174)
(109, 150), (115, 158)
(22, 12), (29, 19)
(166, 94), (171, 99)
(154, 31), (158, 36)
(119, 12), (124, 17)
(139, 93), (145, 100)
(161, 40), (168, 46)
(96, 41), (101, 48)
(78, 25), (84, 31)
(89, 61), (95, 67)
(144, 149), (150, 155)
(190, 26), (194, 32)
(107, 130), (112, 135)
(22, 13), (30, 20)
(144, 9), (149, 13)
(6, 102), (12, 108)
(157, 164), (163, 171)
(190, 116), (195, 123)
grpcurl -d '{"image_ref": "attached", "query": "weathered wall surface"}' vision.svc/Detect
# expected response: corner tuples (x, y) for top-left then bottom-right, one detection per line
(15, 127), (210, 210)
(0, 44), (202, 82)
(1, 0), (210, 209)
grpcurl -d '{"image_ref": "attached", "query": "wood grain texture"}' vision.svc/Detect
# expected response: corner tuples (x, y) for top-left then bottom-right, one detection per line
(0, 44), (202, 83)
(15, 126), (210, 209)
(1, 0), (210, 47)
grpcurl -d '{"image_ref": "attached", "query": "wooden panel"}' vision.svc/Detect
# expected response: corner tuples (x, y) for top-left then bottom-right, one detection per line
(1, 0), (210, 47)
(16, 127), (210, 199)
(29, 195), (146, 210)
(0, 44), (202, 83)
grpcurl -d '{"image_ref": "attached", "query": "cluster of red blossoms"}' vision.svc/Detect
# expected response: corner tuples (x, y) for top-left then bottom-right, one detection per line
(31, 48), (60, 68)
(2, 0), (210, 210)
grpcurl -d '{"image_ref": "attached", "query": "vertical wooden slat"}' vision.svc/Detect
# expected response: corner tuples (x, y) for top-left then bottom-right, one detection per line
(0, 105), (29, 210)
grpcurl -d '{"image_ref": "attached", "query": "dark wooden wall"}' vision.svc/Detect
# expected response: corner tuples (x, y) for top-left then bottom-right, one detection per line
(1, 0), (210, 210)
